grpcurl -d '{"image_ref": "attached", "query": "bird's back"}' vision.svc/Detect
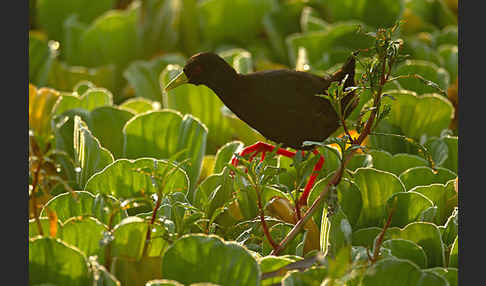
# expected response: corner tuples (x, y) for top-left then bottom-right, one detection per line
(223, 70), (341, 150)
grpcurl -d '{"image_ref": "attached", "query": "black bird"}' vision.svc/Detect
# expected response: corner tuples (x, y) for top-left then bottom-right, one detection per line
(165, 52), (357, 206)
(165, 52), (357, 150)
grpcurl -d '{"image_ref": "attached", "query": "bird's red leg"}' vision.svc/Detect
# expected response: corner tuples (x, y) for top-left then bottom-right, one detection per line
(231, 141), (324, 207)
(298, 149), (325, 207)
(231, 141), (296, 167)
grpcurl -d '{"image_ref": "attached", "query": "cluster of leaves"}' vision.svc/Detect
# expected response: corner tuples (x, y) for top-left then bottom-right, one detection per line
(29, 0), (458, 285)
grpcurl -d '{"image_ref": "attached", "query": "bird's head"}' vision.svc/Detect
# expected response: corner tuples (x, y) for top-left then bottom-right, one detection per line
(165, 52), (237, 91)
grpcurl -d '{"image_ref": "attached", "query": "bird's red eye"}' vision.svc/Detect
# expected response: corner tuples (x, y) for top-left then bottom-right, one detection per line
(193, 65), (203, 75)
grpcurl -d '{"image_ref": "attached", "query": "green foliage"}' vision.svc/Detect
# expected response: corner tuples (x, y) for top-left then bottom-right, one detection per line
(361, 258), (448, 285)
(29, 1), (458, 285)
(85, 158), (189, 198)
(161, 234), (261, 286)
(29, 237), (92, 286)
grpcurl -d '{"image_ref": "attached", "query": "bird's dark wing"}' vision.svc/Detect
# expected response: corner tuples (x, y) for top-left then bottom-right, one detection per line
(239, 69), (332, 113)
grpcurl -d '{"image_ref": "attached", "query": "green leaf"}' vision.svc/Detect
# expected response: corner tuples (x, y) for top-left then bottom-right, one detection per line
(63, 14), (89, 66)
(411, 180), (457, 225)
(145, 280), (184, 286)
(213, 141), (244, 174)
(29, 85), (60, 143)
(53, 88), (113, 116)
(440, 208), (458, 247)
(73, 116), (114, 187)
(402, 0), (456, 34)
(377, 90), (454, 140)
(41, 191), (127, 225)
(162, 234), (261, 286)
(259, 256), (301, 286)
(353, 168), (405, 228)
(36, 0), (115, 41)
(346, 153), (373, 171)
(29, 32), (57, 86)
(351, 227), (382, 248)
(382, 239), (428, 268)
(400, 35), (442, 66)
(448, 236), (458, 268)
(300, 7), (330, 33)
(262, 223), (304, 256)
(426, 135), (458, 174)
(286, 22), (374, 70)
(355, 0), (405, 28)
(434, 26), (458, 47)
(320, 206), (352, 257)
(60, 216), (107, 263)
(385, 192), (434, 227)
(119, 97), (159, 114)
(29, 237), (92, 286)
(123, 110), (207, 194)
(386, 222), (445, 267)
(29, 218), (61, 238)
(198, 0), (276, 47)
(111, 217), (162, 260)
(47, 61), (117, 95)
(111, 256), (163, 286)
(368, 149), (428, 175)
(87, 106), (134, 159)
(425, 267), (458, 286)
(74, 81), (96, 95)
(262, 1), (304, 63)
(52, 109), (89, 182)
(367, 121), (417, 155)
(79, 7), (140, 69)
(85, 158), (189, 199)
(193, 168), (234, 219)
(281, 267), (328, 286)
(438, 45), (458, 80)
(394, 60), (450, 95)
(361, 258), (448, 286)
(90, 259), (121, 286)
(399, 166), (456, 191)
(315, 0), (404, 28)
(124, 54), (186, 102)
(308, 177), (362, 229)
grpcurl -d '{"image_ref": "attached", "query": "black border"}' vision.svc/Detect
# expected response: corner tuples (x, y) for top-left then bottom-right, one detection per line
(5, 0), (29, 284)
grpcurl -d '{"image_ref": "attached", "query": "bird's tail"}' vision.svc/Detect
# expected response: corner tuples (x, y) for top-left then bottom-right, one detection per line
(330, 54), (356, 88)
(331, 54), (358, 118)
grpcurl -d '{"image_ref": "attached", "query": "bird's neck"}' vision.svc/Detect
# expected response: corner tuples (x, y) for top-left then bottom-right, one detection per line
(204, 69), (240, 100)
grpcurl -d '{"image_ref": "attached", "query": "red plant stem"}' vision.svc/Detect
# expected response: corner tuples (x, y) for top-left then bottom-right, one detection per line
(256, 185), (278, 250)
(270, 156), (349, 256)
(142, 194), (163, 257)
(370, 203), (396, 263)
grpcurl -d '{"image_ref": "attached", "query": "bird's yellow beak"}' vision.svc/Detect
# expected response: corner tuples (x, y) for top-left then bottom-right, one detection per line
(165, 71), (189, 91)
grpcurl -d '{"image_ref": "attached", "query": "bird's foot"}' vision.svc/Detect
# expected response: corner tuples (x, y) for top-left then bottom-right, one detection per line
(231, 142), (325, 207)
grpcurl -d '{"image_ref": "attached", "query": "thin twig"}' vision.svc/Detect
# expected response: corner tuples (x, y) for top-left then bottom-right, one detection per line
(255, 184), (278, 250)
(370, 202), (397, 264)
(142, 193), (163, 257)
(31, 156), (44, 236)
